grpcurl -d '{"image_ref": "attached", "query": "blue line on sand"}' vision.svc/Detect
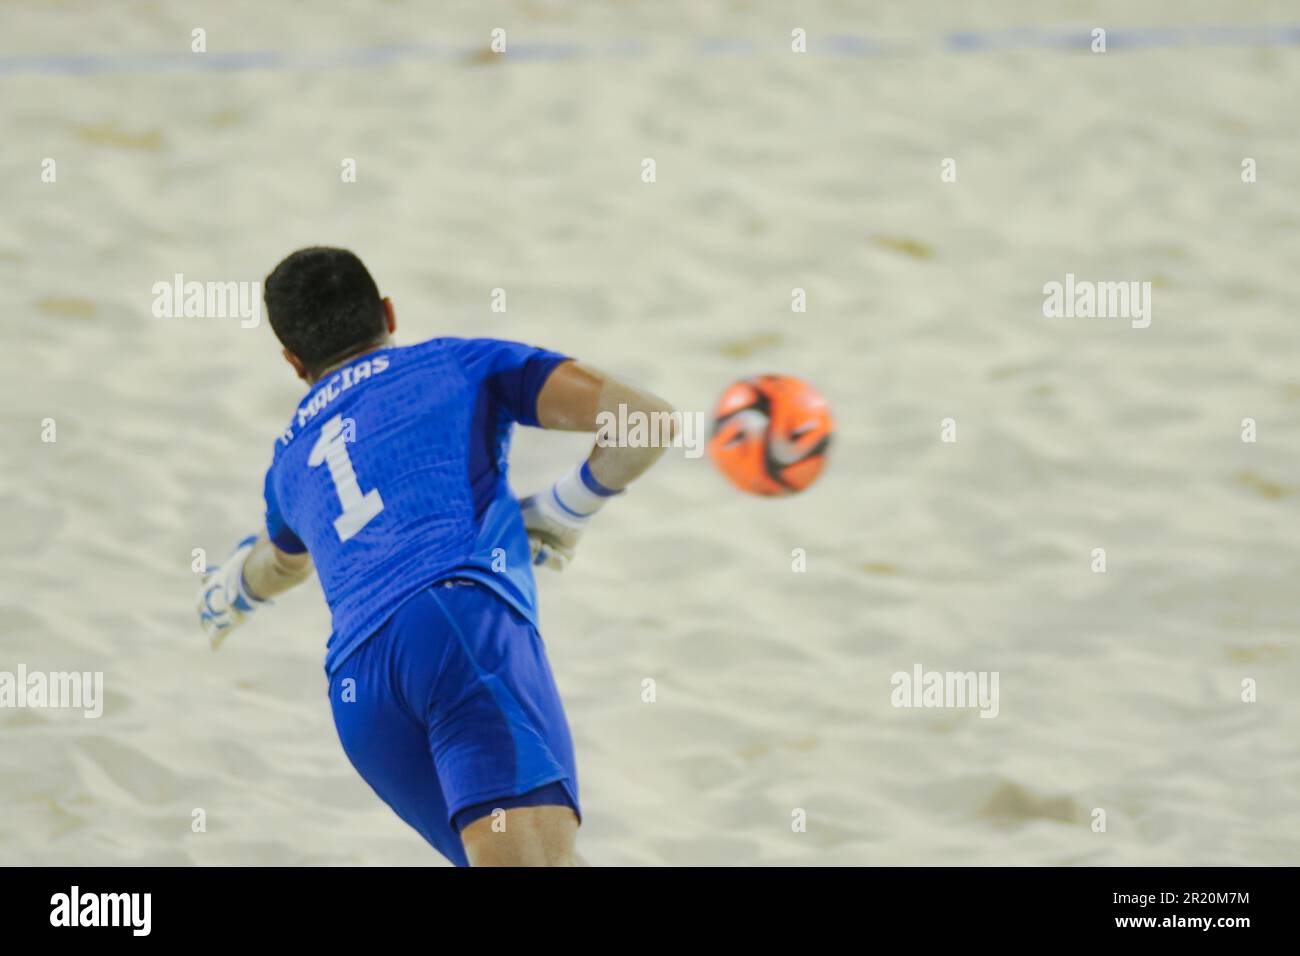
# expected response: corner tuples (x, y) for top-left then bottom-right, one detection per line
(2, 25), (1299, 78)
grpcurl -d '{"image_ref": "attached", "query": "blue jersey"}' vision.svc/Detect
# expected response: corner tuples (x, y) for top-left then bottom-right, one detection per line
(261, 337), (569, 675)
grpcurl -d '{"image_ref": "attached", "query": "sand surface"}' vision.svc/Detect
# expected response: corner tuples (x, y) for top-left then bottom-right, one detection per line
(2, 1), (1298, 865)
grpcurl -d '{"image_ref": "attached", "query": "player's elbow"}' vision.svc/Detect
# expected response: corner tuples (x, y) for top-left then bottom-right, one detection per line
(635, 394), (679, 446)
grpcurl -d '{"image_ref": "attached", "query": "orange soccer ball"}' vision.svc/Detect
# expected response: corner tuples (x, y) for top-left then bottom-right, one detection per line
(707, 375), (834, 496)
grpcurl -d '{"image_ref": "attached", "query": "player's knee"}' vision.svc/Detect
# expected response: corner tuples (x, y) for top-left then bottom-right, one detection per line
(460, 805), (581, 867)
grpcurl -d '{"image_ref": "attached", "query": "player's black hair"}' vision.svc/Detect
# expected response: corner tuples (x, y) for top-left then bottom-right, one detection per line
(264, 247), (387, 374)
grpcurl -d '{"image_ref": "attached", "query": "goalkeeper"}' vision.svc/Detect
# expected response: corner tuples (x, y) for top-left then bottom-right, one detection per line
(197, 247), (673, 867)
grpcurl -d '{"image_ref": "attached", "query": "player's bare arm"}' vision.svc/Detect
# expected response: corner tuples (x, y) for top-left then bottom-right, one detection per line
(538, 360), (676, 484)
(521, 361), (676, 570)
(244, 536), (313, 598)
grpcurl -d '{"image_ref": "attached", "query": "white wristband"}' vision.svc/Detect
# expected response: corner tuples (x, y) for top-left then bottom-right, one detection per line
(551, 463), (621, 519)
(227, 536), (271, 611)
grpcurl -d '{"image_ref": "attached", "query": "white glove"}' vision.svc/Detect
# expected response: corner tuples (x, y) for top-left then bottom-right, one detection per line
(197, 534), (270, 648)
(521, 464), (621, 571)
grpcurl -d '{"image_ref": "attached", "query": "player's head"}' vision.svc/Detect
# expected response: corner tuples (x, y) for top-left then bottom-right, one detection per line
(265, 247), (395, 382)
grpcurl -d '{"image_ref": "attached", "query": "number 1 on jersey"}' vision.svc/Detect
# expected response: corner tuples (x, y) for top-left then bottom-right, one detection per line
(308, 414), (384, 542)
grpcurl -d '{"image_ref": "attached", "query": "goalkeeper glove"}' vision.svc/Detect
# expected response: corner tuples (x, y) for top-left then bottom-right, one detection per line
(196, 534), (270, 648)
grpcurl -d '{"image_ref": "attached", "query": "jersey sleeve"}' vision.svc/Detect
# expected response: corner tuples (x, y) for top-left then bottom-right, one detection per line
(448, 338), (571, 427)
(263, 465), (308, 554)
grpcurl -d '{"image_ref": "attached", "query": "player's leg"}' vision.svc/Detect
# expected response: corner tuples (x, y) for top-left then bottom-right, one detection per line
(329, 619), (469, 867)
(459, 802), (586, 867)
(416, 580), (584, 866)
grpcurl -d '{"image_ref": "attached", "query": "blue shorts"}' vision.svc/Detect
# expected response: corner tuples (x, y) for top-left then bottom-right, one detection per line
(328, 579), (580, 867)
